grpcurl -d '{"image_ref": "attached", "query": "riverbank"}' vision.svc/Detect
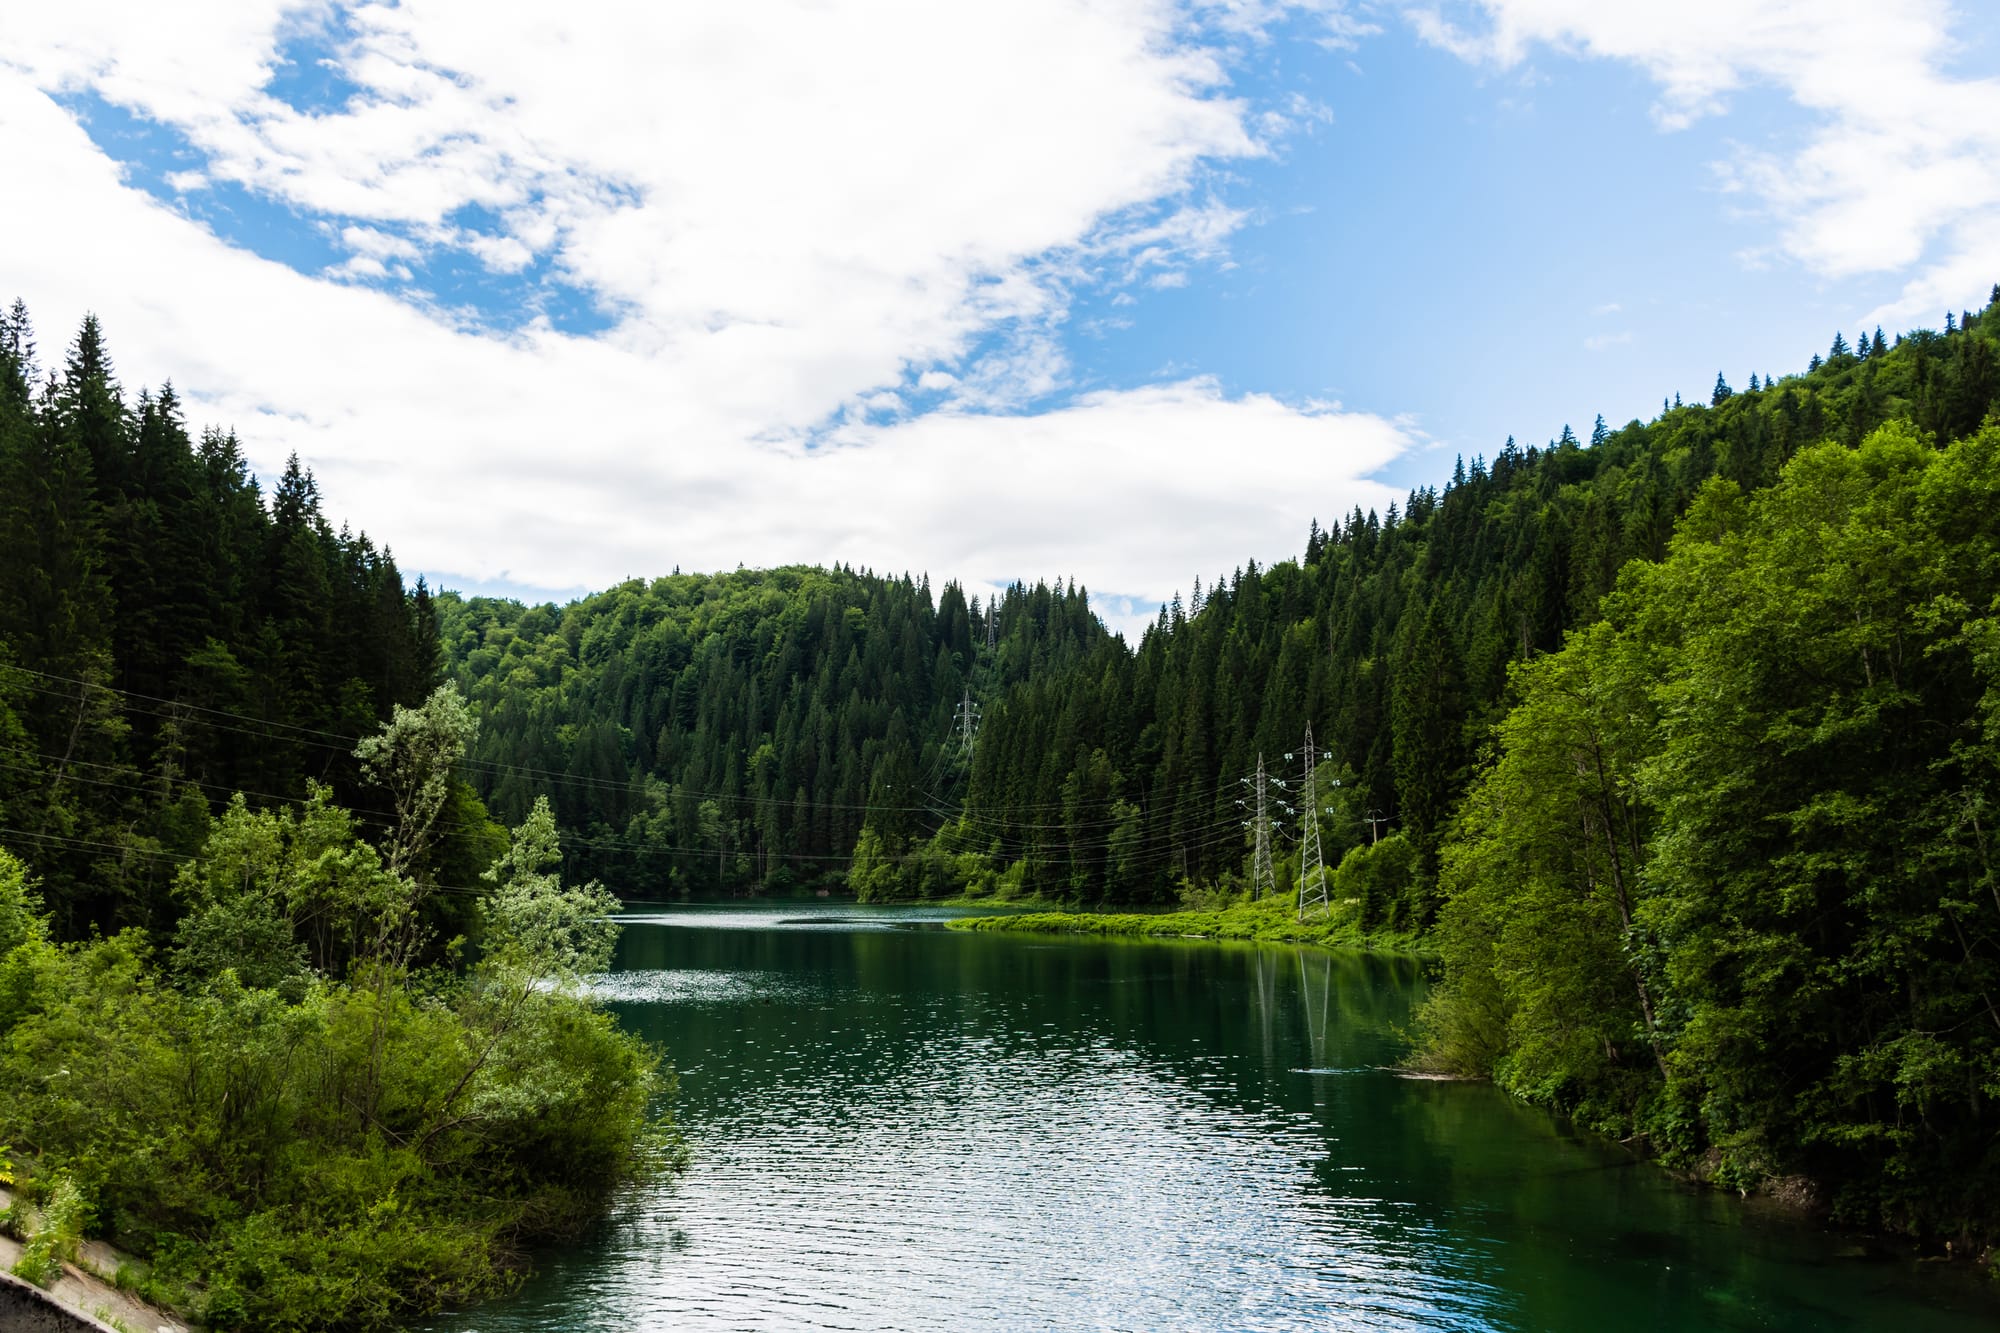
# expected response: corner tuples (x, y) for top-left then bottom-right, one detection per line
(945, 893), (1427, 955)
(928, 892), (1076, 912)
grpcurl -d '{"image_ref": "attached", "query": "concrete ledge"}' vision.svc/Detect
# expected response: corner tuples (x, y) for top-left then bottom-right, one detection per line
(0, 1269), (123, 1332)
(0, 1187), (184, 1333)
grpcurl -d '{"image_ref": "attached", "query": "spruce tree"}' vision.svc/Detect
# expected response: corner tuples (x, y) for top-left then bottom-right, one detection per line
(1390, 592), (1464, 920)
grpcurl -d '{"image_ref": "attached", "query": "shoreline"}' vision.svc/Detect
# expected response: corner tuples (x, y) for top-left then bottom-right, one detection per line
(942, 898), (1430, 957)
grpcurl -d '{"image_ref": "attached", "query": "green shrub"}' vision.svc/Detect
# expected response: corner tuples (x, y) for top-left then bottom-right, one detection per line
(0, 786), (671, 1330)
(10, 1172), (88, 1287)
(1330, 834), (1419, 930)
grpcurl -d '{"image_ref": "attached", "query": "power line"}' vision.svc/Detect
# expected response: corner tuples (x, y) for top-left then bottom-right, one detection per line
(0, 662), (1269, 883)
(0, 663), (1172, 822)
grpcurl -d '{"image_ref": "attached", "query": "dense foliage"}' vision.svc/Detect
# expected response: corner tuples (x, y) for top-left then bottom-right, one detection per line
(0, 691), (662, 1330)
(0, 308), (665, 1329)
(1422, 422), (2000, 1245)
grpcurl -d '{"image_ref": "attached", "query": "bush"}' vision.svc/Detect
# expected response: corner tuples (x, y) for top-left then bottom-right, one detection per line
(1330, 834), (1419, 929)
(0, 790), (670, 1330)
(10, 1172), (88, 1287)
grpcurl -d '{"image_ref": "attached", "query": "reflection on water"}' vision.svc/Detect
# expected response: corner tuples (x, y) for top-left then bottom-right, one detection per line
(430, 902), (2000, 1333)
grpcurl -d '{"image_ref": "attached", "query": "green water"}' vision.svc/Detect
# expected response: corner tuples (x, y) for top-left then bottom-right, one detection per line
(432, 903), (2000, 1331)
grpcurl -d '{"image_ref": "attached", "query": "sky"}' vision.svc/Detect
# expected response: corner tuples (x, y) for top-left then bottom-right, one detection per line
(3, 1), (1997, 638)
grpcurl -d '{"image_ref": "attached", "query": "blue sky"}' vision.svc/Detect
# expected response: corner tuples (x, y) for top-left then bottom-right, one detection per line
(3, 1), (1997, 635)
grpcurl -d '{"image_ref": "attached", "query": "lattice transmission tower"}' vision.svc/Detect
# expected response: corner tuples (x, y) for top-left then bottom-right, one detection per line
(952, 686), (982, 761)
(1239, 754), (1289, 900)
(1297, 722), (1332, 921)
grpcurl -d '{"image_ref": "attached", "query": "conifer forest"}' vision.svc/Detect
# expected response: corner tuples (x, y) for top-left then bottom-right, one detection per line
(3, 284), (2000, 1326)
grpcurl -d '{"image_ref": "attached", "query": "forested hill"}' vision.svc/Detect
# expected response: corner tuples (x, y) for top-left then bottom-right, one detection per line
(441, 288), (2000, 909)
(0, 304), (463, 935)
(436, 570), (1108, 893)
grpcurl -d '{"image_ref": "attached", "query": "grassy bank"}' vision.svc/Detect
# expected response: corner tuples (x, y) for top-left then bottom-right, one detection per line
(945, 892), (1428, 955)
(928, 892), (1078, 912)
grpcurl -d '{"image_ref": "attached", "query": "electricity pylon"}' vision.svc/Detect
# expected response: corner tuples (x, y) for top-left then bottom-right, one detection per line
(952, 687), (981, 760)
(1239, 753), (1287, 900)
(1297, 722), (1331, 921)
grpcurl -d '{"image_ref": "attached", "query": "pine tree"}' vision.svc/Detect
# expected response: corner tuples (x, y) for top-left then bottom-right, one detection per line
(0, 299), (35, 413)
(1712, 373), (1733, 405)
(1591, 414), (1608, 447)
(1830, 330), (1851, 360)
(57, 316), (129, 500)
(1390, 592), (1464, 919)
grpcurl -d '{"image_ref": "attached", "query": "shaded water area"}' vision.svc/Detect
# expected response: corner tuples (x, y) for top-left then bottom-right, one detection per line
(431, 903), (2000, 1331)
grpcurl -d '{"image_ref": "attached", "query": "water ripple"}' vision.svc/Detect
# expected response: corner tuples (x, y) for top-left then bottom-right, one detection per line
(431, 910), (2000, 1333)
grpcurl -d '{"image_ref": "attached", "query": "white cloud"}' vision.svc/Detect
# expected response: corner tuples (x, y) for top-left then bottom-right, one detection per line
(2, 2), (1277, 410)
(339, 224), (420, 263)
(813, 381), (1409, 635)
(0, 3), (1406, 640)
(1407, 1), (2000, 321)
(329, 253), (388, 280)
(1583, 331), (1631, 352)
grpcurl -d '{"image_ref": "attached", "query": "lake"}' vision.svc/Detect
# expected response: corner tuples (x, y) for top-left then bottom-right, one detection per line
(428, 902), (2000, 1332)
